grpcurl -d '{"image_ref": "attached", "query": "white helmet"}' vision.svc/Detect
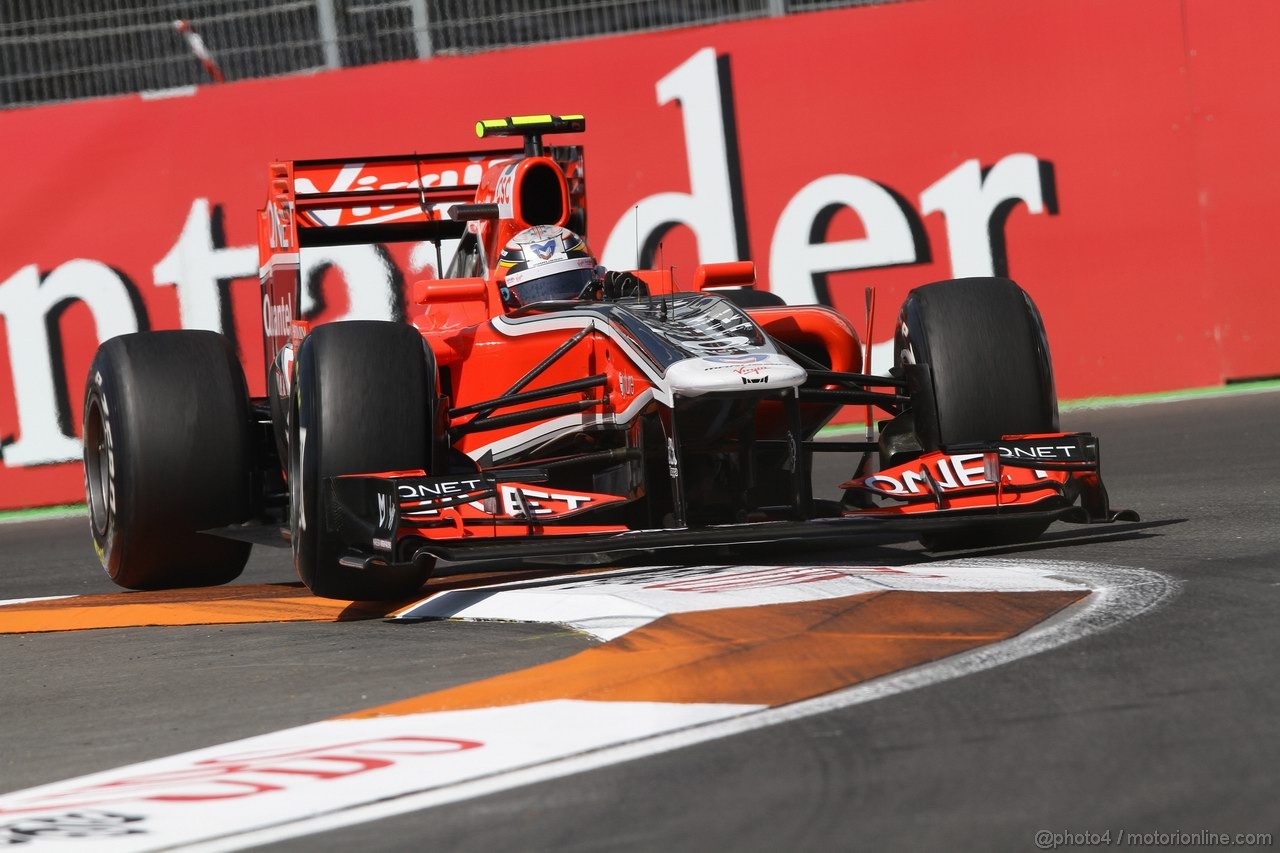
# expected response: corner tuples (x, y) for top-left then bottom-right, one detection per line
(497, 225), (596, 308)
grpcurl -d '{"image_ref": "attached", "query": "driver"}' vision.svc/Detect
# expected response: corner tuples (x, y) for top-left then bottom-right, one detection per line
(496, 225), (598, 310)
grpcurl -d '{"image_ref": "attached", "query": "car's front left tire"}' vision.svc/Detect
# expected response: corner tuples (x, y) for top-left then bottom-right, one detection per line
(290, 320), (436, 601)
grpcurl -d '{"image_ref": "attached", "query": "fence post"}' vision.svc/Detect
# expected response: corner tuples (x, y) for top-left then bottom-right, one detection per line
(315, 0), (342, 69)
(408, 0), (434, 59)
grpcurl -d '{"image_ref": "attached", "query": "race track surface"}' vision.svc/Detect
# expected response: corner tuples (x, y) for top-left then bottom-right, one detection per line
(1, 389), (1276, 851)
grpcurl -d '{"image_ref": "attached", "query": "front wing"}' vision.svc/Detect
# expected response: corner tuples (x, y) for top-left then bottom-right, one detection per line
(317, 432), (1138, 576)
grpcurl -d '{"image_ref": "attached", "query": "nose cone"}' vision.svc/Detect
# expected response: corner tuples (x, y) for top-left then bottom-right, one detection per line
(665, 353), (807, 397)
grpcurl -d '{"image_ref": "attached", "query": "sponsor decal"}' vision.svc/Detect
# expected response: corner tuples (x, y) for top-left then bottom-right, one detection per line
(376, 492), (392, 530)
(497, 486), (593, 517)
(996, 440), (1082, 461)
(854, 440), (1091, 497)
(92, 372), (116, 523)
(266, 197), (292, 250)
(395, 478), (494, 518)
(0, 810), (146, 844)
(397, 478), (487, 500)
(0, 737), (482, 817)
(396, 478), (613, 520)
(262, 292), (293, 338)
(863, 453), (1011, 496)
(492, 163), (517, 208)
(295, 156), (515, 227)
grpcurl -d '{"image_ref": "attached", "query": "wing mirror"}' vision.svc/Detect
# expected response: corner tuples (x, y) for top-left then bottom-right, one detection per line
(411, 277), (490, 307)
(692, 261), (756, 291)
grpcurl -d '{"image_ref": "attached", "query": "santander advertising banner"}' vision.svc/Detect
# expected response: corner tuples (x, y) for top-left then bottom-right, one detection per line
(0, 0), (1275, 510)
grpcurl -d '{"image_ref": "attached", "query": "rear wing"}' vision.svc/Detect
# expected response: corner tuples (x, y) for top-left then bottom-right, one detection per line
(258, 114), (588, 259)
(257, 147), (524, 259)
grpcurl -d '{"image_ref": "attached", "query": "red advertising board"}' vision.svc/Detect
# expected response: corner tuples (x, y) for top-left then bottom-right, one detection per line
(0, 0), (1275, 510)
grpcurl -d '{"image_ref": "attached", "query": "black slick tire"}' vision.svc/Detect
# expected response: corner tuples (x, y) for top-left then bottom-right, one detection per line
(83, 330), (253, 589)
(898, 276), (1058, 447)
(290, 320), (434, 600)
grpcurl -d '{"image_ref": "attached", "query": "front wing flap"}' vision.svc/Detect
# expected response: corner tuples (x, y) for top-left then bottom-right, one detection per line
(840, 433), (1128, 520)
(323, 469), (630, 563)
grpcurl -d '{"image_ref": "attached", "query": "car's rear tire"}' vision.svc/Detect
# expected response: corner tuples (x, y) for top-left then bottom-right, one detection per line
(291, 321), (435, 600)
(896, 277), (1058, 549)
(83, 331), (253, 589)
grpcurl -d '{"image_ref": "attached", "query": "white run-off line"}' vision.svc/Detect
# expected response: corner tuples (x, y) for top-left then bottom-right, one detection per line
(0, 595), (74, 607)
(0, 560), (1176, 851)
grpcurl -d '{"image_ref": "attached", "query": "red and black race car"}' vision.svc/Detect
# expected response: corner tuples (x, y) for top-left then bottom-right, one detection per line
(82, 114), (1136, 600)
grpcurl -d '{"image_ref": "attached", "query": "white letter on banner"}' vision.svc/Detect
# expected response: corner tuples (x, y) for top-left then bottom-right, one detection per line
(0, 261), (139, 466)
(601, 48), (739, 270)
(409, 239), (461, 278)
(919, 154), (1046, 278)
(152, 198), (257, 333)
(300, 245), (399, 321)
(769, 174), (919, 305)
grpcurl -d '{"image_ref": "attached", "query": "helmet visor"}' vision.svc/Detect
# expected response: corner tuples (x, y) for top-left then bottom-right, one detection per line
(509, 266), (596, 305)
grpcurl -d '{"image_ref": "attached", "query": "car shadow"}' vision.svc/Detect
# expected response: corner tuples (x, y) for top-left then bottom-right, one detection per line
(912, 517), (1185, 562)
(674, 518), (1185, 567)
(374, 518), (1186, 620)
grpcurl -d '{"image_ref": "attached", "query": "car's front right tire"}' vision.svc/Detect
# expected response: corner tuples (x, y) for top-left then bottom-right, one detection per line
(896, 277), (1060, 550)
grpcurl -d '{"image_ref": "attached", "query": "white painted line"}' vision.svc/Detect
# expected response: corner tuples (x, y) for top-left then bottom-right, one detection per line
(0, 595), (76, 608)
(183, 561), (1175, 852)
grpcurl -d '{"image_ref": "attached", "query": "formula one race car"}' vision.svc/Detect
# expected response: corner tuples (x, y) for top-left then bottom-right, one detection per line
(82, 114), (1136, 600)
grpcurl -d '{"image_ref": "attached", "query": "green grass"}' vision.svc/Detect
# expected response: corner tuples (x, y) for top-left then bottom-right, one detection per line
(0, 503), (88, 525)
(1057, 377), (1279, 412)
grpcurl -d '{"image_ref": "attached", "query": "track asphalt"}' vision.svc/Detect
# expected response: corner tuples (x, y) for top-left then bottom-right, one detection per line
(1, 388), (1276, 851)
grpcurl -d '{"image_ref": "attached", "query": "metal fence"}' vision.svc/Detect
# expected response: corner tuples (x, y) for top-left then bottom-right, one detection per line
(0, 0), (897, 110)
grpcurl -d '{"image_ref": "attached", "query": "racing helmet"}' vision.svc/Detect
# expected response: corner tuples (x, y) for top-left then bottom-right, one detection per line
(497, 225), (597, 309)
